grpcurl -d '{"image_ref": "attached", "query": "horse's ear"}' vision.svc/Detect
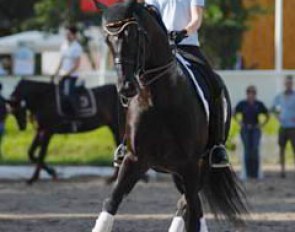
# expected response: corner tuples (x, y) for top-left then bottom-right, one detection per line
(124, 0), (138, 16)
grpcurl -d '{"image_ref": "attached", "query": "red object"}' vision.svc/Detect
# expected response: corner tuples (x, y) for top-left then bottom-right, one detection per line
(80, 0), (120, 12)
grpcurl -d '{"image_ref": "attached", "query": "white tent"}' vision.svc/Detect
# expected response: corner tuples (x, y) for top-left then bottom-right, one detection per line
(0, 31), (63, 54)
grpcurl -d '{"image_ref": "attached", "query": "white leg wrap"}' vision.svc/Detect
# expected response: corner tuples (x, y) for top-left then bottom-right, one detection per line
(168, 216), (185, 232)
(92, 211), (114, 232)
(200, 217), (209, 232)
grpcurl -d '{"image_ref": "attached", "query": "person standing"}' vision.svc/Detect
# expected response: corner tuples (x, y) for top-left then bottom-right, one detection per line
(234, 85), (269, 180)
(272, 76), (295, 178)
(55, 26), (83, 114)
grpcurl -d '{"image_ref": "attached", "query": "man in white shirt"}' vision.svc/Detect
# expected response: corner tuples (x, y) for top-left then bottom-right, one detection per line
(55, 26), (83, 114)
(143, 0), (229, 168)
(56, 26), (83, 78)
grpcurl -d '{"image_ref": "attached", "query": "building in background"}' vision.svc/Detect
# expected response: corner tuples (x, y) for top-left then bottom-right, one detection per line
(242, 0), (294, 70)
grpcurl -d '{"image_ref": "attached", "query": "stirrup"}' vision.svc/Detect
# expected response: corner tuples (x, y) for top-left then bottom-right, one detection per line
(113, 144), (128, 167)
(209, 144), (230, 169)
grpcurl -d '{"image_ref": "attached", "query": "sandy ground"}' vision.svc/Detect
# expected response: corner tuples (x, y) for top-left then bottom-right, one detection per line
(0, 167), (294, 232)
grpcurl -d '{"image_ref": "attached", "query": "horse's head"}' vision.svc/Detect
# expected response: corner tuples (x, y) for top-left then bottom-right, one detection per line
(9, 81), (27, 131)
(103, 0), (171, 99)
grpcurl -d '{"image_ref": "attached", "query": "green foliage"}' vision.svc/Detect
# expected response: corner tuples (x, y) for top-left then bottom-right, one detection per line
(0, 0), (38, 34)
(200, 0), (266, 69)
(21, 0), (70, 32)
(0, 115), (293, 166)
(22, 0), (102, 32)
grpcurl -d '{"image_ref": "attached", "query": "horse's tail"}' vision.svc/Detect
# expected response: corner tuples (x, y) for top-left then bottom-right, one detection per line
(201, 166), (249, 224)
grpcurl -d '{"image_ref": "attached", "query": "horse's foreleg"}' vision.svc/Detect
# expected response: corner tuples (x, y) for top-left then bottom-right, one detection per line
(105, 167), (119, 185)
(28, 133), (40, 164)
(28, 132), (55, 184)
(27, 133), (42, 185)
(169, 174), (186, 232)
(104, 124), (122, 185)
(92, 153), (147, 232)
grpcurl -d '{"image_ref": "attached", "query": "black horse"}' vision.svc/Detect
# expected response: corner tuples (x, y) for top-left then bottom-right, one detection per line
(10, 79), (125, 184)
(92, 2), (247, 232)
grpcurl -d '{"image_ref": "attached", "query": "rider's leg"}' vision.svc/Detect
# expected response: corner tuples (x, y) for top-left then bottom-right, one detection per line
(177, 45), (230, 168)
(68, 78), (78, 114)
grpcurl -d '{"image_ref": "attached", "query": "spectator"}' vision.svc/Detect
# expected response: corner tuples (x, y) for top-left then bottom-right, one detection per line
(272, 75), (295, 178)
(0, 83), (7, 159)
(234, 85), (270, 180)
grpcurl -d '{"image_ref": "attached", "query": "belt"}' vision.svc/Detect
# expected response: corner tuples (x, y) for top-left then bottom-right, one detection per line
(242, 124), (259, 129)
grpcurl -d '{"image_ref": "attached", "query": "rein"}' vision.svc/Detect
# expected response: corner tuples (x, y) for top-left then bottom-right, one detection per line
(139, 60), (175, 86)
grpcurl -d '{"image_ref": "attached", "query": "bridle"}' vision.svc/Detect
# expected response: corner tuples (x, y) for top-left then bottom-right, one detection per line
(104, 17), (175, 106)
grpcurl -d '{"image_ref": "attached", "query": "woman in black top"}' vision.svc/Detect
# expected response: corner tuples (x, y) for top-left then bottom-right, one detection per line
(234, 85), (269, 180)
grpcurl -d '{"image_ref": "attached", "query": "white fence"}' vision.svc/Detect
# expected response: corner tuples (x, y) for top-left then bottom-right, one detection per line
(1, 70), (295, 108)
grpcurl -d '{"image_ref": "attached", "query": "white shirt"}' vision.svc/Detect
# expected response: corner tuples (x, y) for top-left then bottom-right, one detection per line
(145, 0), (205, 46)
(60, 40), (83, 76)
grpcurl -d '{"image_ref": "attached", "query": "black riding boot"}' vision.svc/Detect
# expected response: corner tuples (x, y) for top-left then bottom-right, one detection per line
(209, 90), (230, 168)
(177, 45), (230, 168)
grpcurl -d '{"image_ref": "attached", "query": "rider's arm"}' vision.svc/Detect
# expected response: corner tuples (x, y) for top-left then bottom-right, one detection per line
(259, 102), (270, 128)
(54, 58), (63, 76)
(185, 5), (204, 35)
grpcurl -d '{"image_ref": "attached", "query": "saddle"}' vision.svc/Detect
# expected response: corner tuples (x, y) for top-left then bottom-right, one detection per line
(176, 53), (210, 121)
(177, 49), (205, 66)
(55, 79), (97, 118)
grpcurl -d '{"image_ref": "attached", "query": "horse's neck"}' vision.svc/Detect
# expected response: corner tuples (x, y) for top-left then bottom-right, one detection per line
(148, 68), (189, 109)
(25, 83), (54, 112)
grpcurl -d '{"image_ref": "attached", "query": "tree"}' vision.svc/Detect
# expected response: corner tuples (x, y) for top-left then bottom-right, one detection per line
(22, 0), (103, 32)
(200, 0), (265, 69)
(0, 0), (38, 35)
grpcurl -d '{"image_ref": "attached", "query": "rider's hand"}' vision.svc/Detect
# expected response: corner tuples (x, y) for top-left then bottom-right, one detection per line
(170, 30), (188, 44)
